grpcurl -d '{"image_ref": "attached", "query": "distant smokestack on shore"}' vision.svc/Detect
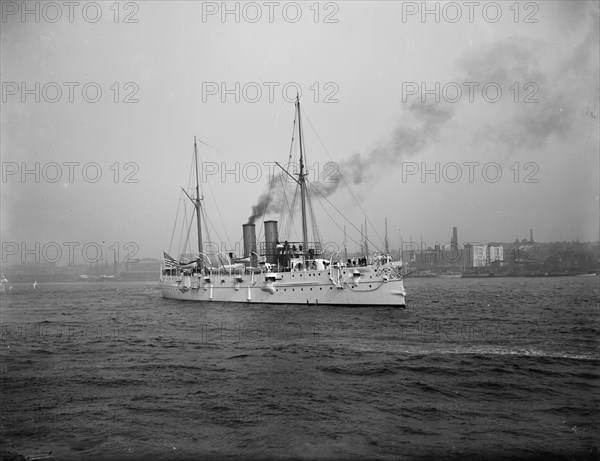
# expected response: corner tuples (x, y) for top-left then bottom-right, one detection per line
(530, 229), (534, 243)
(452, 227), (458, 248)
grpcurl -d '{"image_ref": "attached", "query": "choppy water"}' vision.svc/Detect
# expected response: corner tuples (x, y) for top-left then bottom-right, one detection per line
(1, 277), (598, 460)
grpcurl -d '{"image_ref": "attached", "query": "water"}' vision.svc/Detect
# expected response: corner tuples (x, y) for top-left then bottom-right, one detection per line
(1, 277), (598, 460)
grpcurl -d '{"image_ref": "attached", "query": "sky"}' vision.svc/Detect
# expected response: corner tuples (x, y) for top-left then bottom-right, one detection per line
(1, 0), (599, 264)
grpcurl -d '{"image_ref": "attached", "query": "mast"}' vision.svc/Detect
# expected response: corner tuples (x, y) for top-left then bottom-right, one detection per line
(194, 137), (203, 265)
(384, 217), (389, 254)
(364, 218), (369, 257)
(360, 222), (364, 255)
(400, 231), (403, 263)
(344, 225), (348, 262)
(296, 95), (309, 256)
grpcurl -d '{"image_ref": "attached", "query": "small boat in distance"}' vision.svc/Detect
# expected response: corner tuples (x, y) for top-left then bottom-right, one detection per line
(160, 97), (407, 307)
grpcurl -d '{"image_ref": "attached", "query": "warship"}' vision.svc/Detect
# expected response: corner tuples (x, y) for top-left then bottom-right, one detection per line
(160, 98), (407, 307)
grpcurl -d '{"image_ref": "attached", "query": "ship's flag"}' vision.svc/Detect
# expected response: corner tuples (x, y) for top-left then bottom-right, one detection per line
(163, 252), (180, 270)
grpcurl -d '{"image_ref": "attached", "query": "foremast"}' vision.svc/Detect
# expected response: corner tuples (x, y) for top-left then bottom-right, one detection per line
(194, 137), (203, 265)
(181, 137), (203, 269)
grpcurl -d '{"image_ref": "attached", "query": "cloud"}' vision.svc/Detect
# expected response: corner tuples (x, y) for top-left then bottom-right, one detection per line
(459, 4), (598, 150)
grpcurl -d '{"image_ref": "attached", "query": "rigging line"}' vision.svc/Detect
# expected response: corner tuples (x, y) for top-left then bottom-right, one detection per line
(168, 191), (184, 254)
(179, 158), (195, 255)
(182, 153), (198, 256)
(187, 219), (196, 258)
(306, 181), (358, 248)
(179, 202), (188, 258)
(298, 106), (308, 167)
(186, 204), (196, 257)
(178, 198), (190, 258)
(201, 205), (216, 251)
(193, 145), (205, 204)
(308, 195), (321, 244)
(182, 205), (195, 260)
(301, 108), (386, 249)
(303, 170), (320, 243)
(204, 206), (227, 255)
(292, 183), (301, 241)
(306, 179), (383, 254)
(203, 208), (229, 267)
(195, 136), (226, 156)
(279, 173), (296, 239)
(193, 136), (233, 253)
(203, 212), (226, 268)
(303, 175), (318, 242)
(277, 185), (286, 235)
(183, 202), (196, 258)
(277, 175), (286, 232)
(187, 152), (196, 196)
(197, 149), (231, 248)
(279, 178), (292, 238)
(306, 181), (364, 250)
(258, 171), (276, 241)
(206, 180), (231, 247)
(288, 110), (298, 164)
(274, 106), (300, 240)
(277, 165), (293, 231)
(283, 182), (300, 242)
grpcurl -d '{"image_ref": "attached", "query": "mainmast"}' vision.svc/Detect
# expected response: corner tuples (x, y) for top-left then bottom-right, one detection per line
(385, 217), (389, 254)
(360, 222), (364, 255)
(296, 95), (309, 256)
(194, 137), (203, 265)
(400, 231), (404, 263)
(364, 218), (369, 257)
(344, 225), (348, 262)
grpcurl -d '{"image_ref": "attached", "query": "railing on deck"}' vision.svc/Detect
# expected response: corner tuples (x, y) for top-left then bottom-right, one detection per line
(259, 241), (323, 262)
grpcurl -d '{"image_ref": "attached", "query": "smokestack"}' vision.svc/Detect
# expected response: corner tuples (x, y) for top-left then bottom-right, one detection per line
(264, 220), (279, 264)
(242, 224), (257, 267)
(452, 227), (458, 248)
(530, 229), (533, 243)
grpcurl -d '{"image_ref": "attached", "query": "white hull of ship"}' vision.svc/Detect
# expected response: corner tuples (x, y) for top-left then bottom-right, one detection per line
(160, 267), (406, 307)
